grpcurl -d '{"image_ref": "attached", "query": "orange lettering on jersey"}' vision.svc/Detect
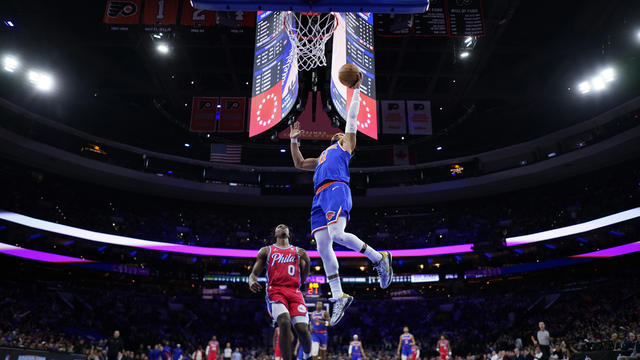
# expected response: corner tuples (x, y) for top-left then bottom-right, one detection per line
(326, 211), (335, 220)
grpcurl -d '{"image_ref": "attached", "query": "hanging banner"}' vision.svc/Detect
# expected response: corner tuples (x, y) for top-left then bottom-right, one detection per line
(180, 0), (216, 30)
(190, 97), (218, 132)
(216, 11), (257, 33)
(218, 97), (246, 133)
(448, 0), (485, 37)
(406, 100), (433, 135)
(142, 0), (180, 30)
(104, 0), (142, 27)
(278, 92), (341, 141)
(381, 100), (407, 134)
(393, 145), (410, 165)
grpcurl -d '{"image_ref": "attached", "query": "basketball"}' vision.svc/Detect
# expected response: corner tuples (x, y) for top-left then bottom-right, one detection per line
(339, 63), (362, 88)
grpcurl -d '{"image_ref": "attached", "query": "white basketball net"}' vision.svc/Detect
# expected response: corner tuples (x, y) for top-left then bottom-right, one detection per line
(284, 12), (338, 71)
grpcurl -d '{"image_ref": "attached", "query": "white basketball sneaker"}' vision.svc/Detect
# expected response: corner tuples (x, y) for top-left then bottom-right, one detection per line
(375, 251), (393, 289)
(329, 294), (354, 326)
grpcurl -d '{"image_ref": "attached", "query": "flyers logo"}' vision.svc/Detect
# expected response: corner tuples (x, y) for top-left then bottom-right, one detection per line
(199, 100), (214, 110)
(107, 1), (138, 17)
(325, 211), (335, 221)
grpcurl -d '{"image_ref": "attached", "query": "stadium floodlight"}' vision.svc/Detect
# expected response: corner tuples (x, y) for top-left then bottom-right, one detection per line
(600, 68), (615, 83)
(2, 55), (19, 73)
(460, 51), (470, 59)
(26, 70), (54, 92)
(591, 76), (606, 91)
(156, 43), (170, 54)
(464, 36), (473, 47)
(3, 20), (14, 27)
(577, 81), (591, 94)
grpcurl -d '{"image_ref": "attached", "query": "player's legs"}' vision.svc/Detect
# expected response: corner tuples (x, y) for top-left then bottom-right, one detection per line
(271, 304), (294, 360)
(293, 322), (312, 357)
(318, 333), (327, 360)
(311, 340), (320, 360)
(313, 228), (342, 298)
(327, 216), (382, 263)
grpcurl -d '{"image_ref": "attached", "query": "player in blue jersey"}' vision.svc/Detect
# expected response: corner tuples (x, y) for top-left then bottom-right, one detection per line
(397, 327), (416, 360)
(289, 70), (393, 326)
(349, 335), (366, 360)
(310, 301), (330, 360)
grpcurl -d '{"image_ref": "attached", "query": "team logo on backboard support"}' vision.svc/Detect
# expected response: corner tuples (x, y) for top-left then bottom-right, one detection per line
(107, 1), (137, 17)
(326, 211), (335, 221)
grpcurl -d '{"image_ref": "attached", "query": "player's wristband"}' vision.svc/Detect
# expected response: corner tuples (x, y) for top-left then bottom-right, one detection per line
(291, 138), (299, 144)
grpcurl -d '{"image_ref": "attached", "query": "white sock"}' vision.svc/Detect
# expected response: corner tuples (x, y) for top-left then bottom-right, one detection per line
(328, 276), (343, 299)
(364, 245), (383, 264)
(303, 353), (311, 359)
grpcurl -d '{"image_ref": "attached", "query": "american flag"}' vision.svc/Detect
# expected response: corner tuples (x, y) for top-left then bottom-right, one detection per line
(210, 144), (242, 164)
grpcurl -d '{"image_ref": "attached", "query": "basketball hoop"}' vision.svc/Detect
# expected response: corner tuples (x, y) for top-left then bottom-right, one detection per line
(284, 11), (339, 71)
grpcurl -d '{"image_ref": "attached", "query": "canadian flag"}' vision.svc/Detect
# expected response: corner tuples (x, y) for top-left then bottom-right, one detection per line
(393, 145), (409, 165)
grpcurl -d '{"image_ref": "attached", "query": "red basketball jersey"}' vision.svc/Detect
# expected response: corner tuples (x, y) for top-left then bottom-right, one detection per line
(266, 244), (301, 288)
(439, 340), (449, 354)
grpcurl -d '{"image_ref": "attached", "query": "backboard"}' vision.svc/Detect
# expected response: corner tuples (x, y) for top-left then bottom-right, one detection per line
(191, 0), (429, 14)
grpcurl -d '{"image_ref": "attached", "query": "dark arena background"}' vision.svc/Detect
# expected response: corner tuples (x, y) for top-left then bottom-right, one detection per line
(0, 2), (639, 360)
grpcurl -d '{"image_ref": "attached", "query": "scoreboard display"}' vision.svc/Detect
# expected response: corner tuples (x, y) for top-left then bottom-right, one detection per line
(330, 12), (378, 139)
(249, 11), (299, 137)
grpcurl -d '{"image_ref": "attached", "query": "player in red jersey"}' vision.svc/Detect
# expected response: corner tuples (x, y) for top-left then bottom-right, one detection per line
(274, 327), (282, 360)
(205, 336), (219, 360)
(411, 344), (420, 360)
(249, 224), (313, 360)
(438, 335), (451, 360)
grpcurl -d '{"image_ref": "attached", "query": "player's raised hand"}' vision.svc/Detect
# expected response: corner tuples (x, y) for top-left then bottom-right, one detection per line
(350, 72), (363, 90)
(290, 121), (302, 139)
(248, 277), (262, 293)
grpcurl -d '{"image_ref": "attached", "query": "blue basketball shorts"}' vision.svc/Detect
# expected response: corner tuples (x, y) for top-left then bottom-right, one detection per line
(311, 331), (328, 347)
(310, 181), (352, 235)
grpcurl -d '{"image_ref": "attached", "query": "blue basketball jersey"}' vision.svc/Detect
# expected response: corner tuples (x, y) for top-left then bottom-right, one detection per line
(313, 142), (351, 191)
(311, 311), (327, 332)
(351, 341), (361, 355)
(401, 334), (413, 349)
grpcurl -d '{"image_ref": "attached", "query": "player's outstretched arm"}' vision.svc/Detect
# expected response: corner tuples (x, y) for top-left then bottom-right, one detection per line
(411, 335), (416, 346)
(341, 72), (363, 154)
(249, 247), (269, 293)
(361, 344), (367, 360)
(290, 121), (317, 171)
(298, 247), (311, 285)
(397, 337), (403, 356)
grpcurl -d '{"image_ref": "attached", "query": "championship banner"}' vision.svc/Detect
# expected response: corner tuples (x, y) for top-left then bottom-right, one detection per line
(142, 0), (180, 28)
(381, 100), (407, 134)
(218, 97), (246, 133)
(104, 0), (142, 26)
(278, 92), (341, 141)
(180, 0), (216, 29)
(190, 97), (218, 132)
(407, 100), (433, 135)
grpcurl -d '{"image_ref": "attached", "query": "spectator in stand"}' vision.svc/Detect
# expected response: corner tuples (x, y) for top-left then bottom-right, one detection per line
(223, 343), (232, 360)
(193, 346), (205, 360)
(620, 332), (638, 360)
(232, 348), (242, 360)
(107, 331), (124, 360)
(174, 344), (184, 360)
(531, 323), (551, 360)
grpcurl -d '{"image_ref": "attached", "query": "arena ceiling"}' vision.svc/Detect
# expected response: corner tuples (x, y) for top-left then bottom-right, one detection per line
(0, 0), (639, 156)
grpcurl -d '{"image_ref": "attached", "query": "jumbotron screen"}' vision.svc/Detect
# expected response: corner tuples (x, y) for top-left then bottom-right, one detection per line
(249, 11), (299, 137)
(330, 12), (378, 139)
